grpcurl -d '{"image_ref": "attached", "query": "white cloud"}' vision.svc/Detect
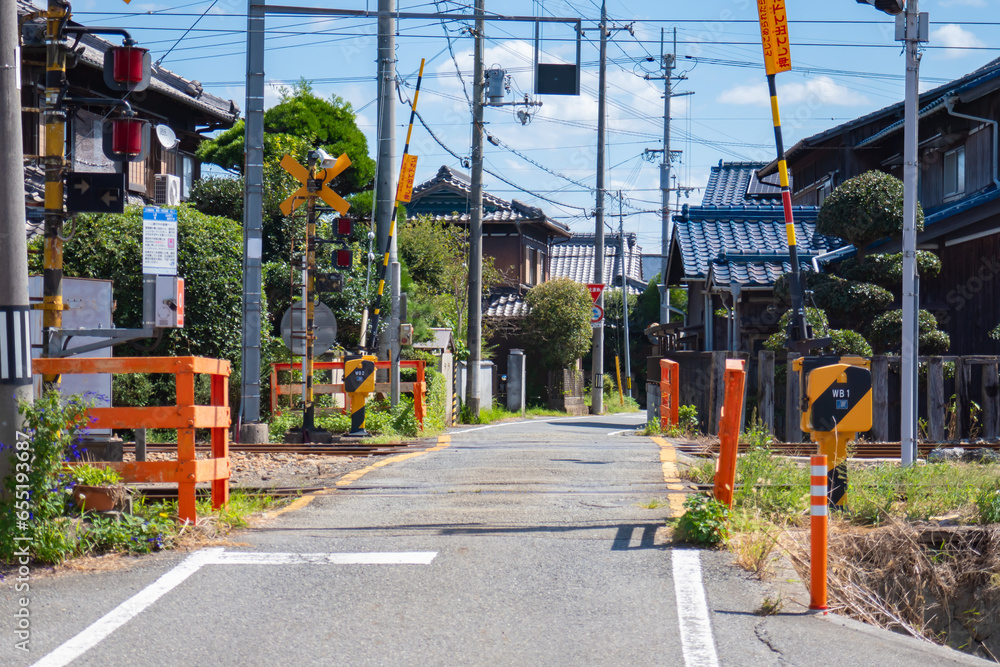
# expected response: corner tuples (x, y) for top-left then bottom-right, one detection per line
(931, 24), (985, 58)
(716, 76), (869, 108)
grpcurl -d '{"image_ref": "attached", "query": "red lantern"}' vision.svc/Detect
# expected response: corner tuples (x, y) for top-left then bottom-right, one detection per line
(112, 118), (144, 156)
(111, 46), (148, 84)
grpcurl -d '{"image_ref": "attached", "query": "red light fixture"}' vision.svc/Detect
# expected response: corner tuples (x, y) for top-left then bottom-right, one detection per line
(334, 248), (353, 269)
(112, 117), (144, 156)
(112, 45), (148, 84)
(336, 217), (353, 237)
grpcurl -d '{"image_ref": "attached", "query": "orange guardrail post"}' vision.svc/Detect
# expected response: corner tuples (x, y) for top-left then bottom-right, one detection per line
(810, 454), (829, 612)
(713, 358), (746, 508)
(32, 356), (231, 525)
(659, 359), (679, 427)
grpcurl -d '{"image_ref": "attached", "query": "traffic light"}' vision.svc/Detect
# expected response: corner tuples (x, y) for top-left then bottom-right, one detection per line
(103, 43), (151, 92)
(855, 0), (904, 14)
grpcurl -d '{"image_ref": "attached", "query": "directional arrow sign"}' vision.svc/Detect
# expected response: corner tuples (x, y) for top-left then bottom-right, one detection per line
(279, 153), (352, 217)
(66, 172), (125, 214)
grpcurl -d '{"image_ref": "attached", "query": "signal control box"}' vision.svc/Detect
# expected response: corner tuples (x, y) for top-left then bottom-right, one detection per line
(794, 356), (872, 433)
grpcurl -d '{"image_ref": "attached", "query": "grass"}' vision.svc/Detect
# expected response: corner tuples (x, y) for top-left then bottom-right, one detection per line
(637, 498), (666, 509)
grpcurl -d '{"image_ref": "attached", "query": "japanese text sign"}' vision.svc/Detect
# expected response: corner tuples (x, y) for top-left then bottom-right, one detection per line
(757, 0), (791, 75)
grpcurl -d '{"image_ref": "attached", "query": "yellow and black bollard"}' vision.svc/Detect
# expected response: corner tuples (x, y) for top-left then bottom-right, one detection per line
(795, 357), (873, 509)
(344, 355), (377, 437)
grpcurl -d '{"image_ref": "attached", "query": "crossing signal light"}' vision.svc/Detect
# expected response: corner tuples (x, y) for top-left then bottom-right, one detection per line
(334, 248), (353, 269)
(855, 0), (904, 14)
(104, 43), (151, 92)
(102, 114), (150, 163)
(335, 217), (353, 238)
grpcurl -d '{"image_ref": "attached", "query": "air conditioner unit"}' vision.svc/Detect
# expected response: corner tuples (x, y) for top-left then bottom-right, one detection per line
(153, 174), (181, 206)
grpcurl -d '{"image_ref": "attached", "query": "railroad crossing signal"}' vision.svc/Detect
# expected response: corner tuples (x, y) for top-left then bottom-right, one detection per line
(279, 153), (352, 217)
(794, 356), (873, 510)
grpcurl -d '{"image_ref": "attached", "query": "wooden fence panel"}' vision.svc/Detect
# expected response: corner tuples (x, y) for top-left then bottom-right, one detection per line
(757, 350), (775, 435)
(871, 356), (889, 441)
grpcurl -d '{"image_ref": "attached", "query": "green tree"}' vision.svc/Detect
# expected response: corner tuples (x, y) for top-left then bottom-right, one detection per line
(524, 278), (593, 370)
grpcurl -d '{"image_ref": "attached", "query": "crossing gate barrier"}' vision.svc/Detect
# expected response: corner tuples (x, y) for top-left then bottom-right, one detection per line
(32, 356), (230, 525)
(271, 359), (427, 428)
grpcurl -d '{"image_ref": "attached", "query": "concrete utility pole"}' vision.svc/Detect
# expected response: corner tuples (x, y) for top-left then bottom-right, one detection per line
(658, 29), (675, 325)
(466, 0), (485, 418)
(240, 0), (268, 442)
(618, 193), (631, 398)
(900, 0), (920, 466)
(0, 0), (33, 479)
(591, 0), (607, 415)
(376, 0), (400, 404)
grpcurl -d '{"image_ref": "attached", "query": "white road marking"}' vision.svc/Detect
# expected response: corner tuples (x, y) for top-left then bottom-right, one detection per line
(33, 548), (225, 667)
(33, 549), (438, 667)
(672, 549), (720, 667)
(212, 551), (438, 565)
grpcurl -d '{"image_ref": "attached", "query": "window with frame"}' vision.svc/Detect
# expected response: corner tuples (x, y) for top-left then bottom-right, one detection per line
(944, 145), (965, 200)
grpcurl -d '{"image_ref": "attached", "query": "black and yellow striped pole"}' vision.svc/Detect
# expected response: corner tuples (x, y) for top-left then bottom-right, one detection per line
(756, 1), (826, 352)
(41, 0), (70, 385)
(344, 355), (376, 437)
(365, 58), (425, 353)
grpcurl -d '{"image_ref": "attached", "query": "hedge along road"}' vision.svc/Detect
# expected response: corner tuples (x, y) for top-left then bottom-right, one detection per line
(7, 413), (991, 666)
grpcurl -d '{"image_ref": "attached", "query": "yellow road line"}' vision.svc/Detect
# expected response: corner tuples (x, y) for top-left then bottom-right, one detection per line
(335, 435), (452, 487)
(652, 436), (687, 516)
(269, 494), (315, 518)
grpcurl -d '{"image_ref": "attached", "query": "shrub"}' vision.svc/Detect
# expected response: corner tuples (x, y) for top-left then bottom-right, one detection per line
(816, 170), (923, 254)
(675, 494), (729, 546)
(524, 278), (593, 370)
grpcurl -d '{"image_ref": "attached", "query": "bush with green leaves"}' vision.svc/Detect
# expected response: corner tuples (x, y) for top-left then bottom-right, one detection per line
(524, 278), (593, 371)
(865, 308), (950, 355)
(71, 464), (123, 487)
(976, 486), (1000, 525)
(675, 494), (729, 546)
(816, 170), (923, 256)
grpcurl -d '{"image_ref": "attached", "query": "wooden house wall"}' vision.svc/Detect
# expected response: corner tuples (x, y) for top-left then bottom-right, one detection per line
(922, 230), (1000, 355)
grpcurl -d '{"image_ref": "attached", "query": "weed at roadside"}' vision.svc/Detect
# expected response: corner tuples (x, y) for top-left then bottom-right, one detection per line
(675, 493), (729, 546)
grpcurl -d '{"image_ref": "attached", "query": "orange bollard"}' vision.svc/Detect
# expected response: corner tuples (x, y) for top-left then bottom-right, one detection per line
(810, 454), (829, 612)
(713, 359), (746, 508)
(659, 359), (679, 428)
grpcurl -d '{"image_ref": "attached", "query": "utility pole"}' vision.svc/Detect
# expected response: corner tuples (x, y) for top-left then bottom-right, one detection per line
(41, 0), (69, 387)
(241, 0), (267, 442)
(465, 0), (485, 419)
(0, 0), (33, 480)
(376, 0), (400, 404)
(591, 0), (607, 415)
(900, 0), (920, 466)
(618, 193), (631, 399)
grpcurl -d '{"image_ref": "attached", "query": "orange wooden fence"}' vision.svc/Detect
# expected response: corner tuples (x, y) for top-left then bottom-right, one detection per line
(271, 359), (426, 427)
(33, 356), (230, 524)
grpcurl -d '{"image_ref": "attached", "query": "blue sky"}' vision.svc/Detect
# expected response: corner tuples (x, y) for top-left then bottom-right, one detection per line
(65, 0), (999, 263)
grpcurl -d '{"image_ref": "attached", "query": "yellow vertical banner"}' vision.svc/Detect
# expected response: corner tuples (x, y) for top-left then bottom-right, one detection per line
(396, 154), (419, 203)
(756, 0), (792, 75)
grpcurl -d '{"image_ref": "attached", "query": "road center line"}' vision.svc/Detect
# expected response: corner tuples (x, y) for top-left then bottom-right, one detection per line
(33, 548), (438, 667)
(672, 549), (721, 667)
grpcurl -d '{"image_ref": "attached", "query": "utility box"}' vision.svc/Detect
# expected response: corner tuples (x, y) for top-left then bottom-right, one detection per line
(399, 323), (413, 347)
(154, 275), (184, 328)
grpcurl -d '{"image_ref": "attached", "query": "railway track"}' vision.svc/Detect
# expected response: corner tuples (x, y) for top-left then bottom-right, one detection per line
(673, 440), (1000, 459)
(123, 440), (434, 457)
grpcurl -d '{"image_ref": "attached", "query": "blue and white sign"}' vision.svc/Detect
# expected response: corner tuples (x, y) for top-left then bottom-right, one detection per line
(142, 206), (178, 275)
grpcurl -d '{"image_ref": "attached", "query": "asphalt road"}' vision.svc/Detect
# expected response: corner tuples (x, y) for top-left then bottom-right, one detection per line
(1, 413), (992, 666)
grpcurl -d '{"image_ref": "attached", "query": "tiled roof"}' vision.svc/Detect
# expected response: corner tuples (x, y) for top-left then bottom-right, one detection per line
(702, 161), (782, 206)
(670, 205), (840, 287)
(17, 1), (239, 124)
(407, 165), (571, 236)
(550, 233), (646, 294)
(484, 288), (529, 318)
(761, 56), (1000, 175)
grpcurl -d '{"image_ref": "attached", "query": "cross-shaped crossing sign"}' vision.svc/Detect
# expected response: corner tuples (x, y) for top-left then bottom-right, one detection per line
(279, 153), (352, 216)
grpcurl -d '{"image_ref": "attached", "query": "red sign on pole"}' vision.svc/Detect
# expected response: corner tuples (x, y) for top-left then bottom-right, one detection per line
(587, 283), (605, 303)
